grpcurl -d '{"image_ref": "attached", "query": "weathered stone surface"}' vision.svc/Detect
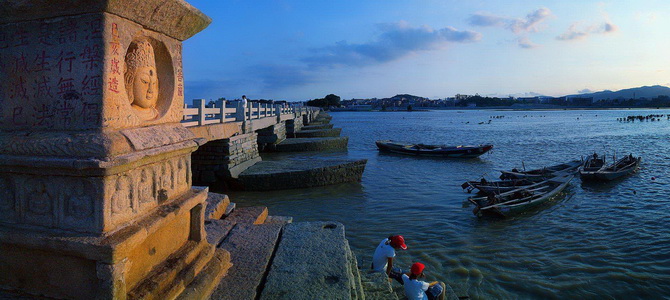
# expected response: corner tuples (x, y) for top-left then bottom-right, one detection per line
(210, 223), (283, 300)
(276, 137), (348, 152)
(302, 123), (334, 130)
(204, 219), (235, 247)
(285, 118), (304, 138)
(360, 271), (399, 300)
(224, 206), (268, 225)
(204, 192), (230, 220)
(0, 0), (211, 41)
(176, 248), (231, 300)
(237, 159), (367, 191)
(224, 202), (236, 217)
(191, 132), (262, 186)
(294, 128), (342, 138)
(264, 215), (293, 225)
(259, 222), (362, 300)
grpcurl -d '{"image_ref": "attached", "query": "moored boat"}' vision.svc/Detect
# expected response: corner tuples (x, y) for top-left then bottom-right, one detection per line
(579, 153), (606, 180)
(583, 154), (641, 181)
(469, 175), (574, 217)
(499, 160), (581, 180)
(375, 140), (493, 158)
(462, 178), (536, 194)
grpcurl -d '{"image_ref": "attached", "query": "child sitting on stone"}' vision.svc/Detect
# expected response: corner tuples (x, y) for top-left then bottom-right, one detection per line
(402, 262), (446, 300)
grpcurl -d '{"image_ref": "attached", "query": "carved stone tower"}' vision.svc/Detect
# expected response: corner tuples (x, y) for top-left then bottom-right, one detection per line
(0, 1), (228, 299)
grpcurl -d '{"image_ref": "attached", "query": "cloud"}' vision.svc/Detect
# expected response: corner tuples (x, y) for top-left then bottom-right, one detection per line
(469, 8), (552, 33)
(302, 21), (481, 68)
(250, 64), (316, 91)
(578, 89), (593, 94)
(556, 21), (618, 41)
(468, 8), (552, 48)
(518, 37), (539, 49)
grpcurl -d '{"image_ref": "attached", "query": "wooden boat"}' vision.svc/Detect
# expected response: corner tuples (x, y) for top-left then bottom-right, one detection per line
(461, 178), (535, 194)
(583, 155), (641, 181)
(579, 154), (606, 180)
(375, 140), (493, 158)
(499, 160), (581, 180)
(469, 175), (574, 217)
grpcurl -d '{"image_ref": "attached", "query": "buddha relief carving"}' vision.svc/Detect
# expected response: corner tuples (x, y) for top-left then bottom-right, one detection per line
(125, 38), (159, 121)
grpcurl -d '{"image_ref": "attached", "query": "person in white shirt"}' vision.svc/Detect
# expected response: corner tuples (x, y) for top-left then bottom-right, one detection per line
(371, 235), (407, 275)
(402, 262), (445, 300)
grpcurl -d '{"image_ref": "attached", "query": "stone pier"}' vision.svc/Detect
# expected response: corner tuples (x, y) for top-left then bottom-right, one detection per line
(0, 1), (229, 299)
(256, 122), (287, 152)
(191, 133), (262, 188)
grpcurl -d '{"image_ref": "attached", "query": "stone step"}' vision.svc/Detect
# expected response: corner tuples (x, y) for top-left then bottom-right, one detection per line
(209, 223), (284, 300)
(302, 123), (334, 130)
(223, 206), (268, 224)
(294, 128), (341, 138)
(224, 202), (236, 217)
(127, 241), (218, 300)
(175, 248), (231, 300)
(264, 215), (293, 225)
(360, 271), (399, 300)
(276, 137), (348, 152)
(236, 159), (367, 191)
(205, 219), (235, 247)
(259, 221), (363, 300)
(204, 192), (230, 220)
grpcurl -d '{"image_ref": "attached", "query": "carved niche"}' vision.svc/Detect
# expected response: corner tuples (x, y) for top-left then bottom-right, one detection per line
(125, 37), (160, 121)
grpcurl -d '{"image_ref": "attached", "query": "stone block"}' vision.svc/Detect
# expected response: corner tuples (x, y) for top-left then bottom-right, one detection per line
(204, 192), (230, 220)
(276, 137), (348, 152)
(302, 123), (334, 130)
(259, 222), (361, 300)
(204, 219), (235, 247)
(210, 223), (283, 300)
(294, 128), (342, 138)
(224, 206), (268, 225)
(237, 159), (367, 191)
(224, 202), (236, 217)
(264, 215), (293, 225)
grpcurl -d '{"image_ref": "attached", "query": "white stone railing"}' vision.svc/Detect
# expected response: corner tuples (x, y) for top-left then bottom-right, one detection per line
(182, 99), (313, 127)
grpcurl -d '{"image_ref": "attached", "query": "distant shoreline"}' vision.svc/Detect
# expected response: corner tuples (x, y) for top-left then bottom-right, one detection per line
(328, 106), (670, 112)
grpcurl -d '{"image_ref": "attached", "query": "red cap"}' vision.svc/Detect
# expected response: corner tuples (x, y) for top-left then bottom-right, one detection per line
(389, 235), (407, 250)
(411, 262), (425, 276)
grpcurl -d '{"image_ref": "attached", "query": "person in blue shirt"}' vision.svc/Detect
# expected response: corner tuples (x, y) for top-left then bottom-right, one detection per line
(402, 262), (445, 300)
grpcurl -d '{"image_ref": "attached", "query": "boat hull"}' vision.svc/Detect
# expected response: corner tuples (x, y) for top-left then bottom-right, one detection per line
(376, 140), (493, 158)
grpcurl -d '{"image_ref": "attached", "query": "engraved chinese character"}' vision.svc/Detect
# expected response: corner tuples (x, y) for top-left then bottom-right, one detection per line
(14, 26), (30, 47)
(58, 19), (77, 44)
(57, 78), (75, 95)
(81, 103), (100, 124)
(55, 50), (76, 73)
(9, 76), (29, 101)
(12, 107), (27, 125)
(32, 50), (51, 72)
(108, 77), (120, 94)
(81, 75), (102, 95)
(110, 58), (121, 75)
(80, 44), (101, 70)
(55, 96), (77, 127)
(12, 52), (29, 73)
(37, 23), (54, 46)
(85, 17), (103, 40)
(33, 76), (53, 98)
(33, 103), (54, 126)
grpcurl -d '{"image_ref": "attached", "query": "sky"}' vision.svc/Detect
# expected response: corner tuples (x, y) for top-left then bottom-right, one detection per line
(183, 0), (670, 101)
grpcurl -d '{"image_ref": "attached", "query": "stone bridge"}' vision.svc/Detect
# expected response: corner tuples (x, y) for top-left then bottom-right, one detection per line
(180, 99), (322, 188)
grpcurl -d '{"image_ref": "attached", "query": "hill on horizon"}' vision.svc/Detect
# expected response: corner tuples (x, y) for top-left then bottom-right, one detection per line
(562, 85), (670, 101)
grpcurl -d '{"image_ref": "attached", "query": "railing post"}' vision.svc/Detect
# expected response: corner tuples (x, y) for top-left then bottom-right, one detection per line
(183, 103), (189, 121)
(256, 102), (261, 119)
(264, 103), (269, 118)
(235, 100), (245, 121)
(194, 99), (205, 126)
(216, 99), (226, 123)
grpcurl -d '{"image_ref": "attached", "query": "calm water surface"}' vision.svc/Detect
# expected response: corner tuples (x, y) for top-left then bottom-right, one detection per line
(229, 109), (670, 299)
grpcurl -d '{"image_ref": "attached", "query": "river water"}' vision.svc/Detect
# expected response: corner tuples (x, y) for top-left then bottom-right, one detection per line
(229, 109), (670, 299)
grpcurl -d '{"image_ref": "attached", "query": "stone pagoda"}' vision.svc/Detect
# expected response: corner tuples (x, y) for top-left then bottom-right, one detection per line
(0, 1), (229, 299)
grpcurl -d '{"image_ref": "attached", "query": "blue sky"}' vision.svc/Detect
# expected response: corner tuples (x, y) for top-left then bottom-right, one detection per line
(183, 0), (670, 101)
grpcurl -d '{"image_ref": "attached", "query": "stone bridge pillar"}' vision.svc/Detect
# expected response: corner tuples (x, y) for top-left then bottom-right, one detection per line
(0, 2), (227, 299)
(256, 122), (287, 151)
